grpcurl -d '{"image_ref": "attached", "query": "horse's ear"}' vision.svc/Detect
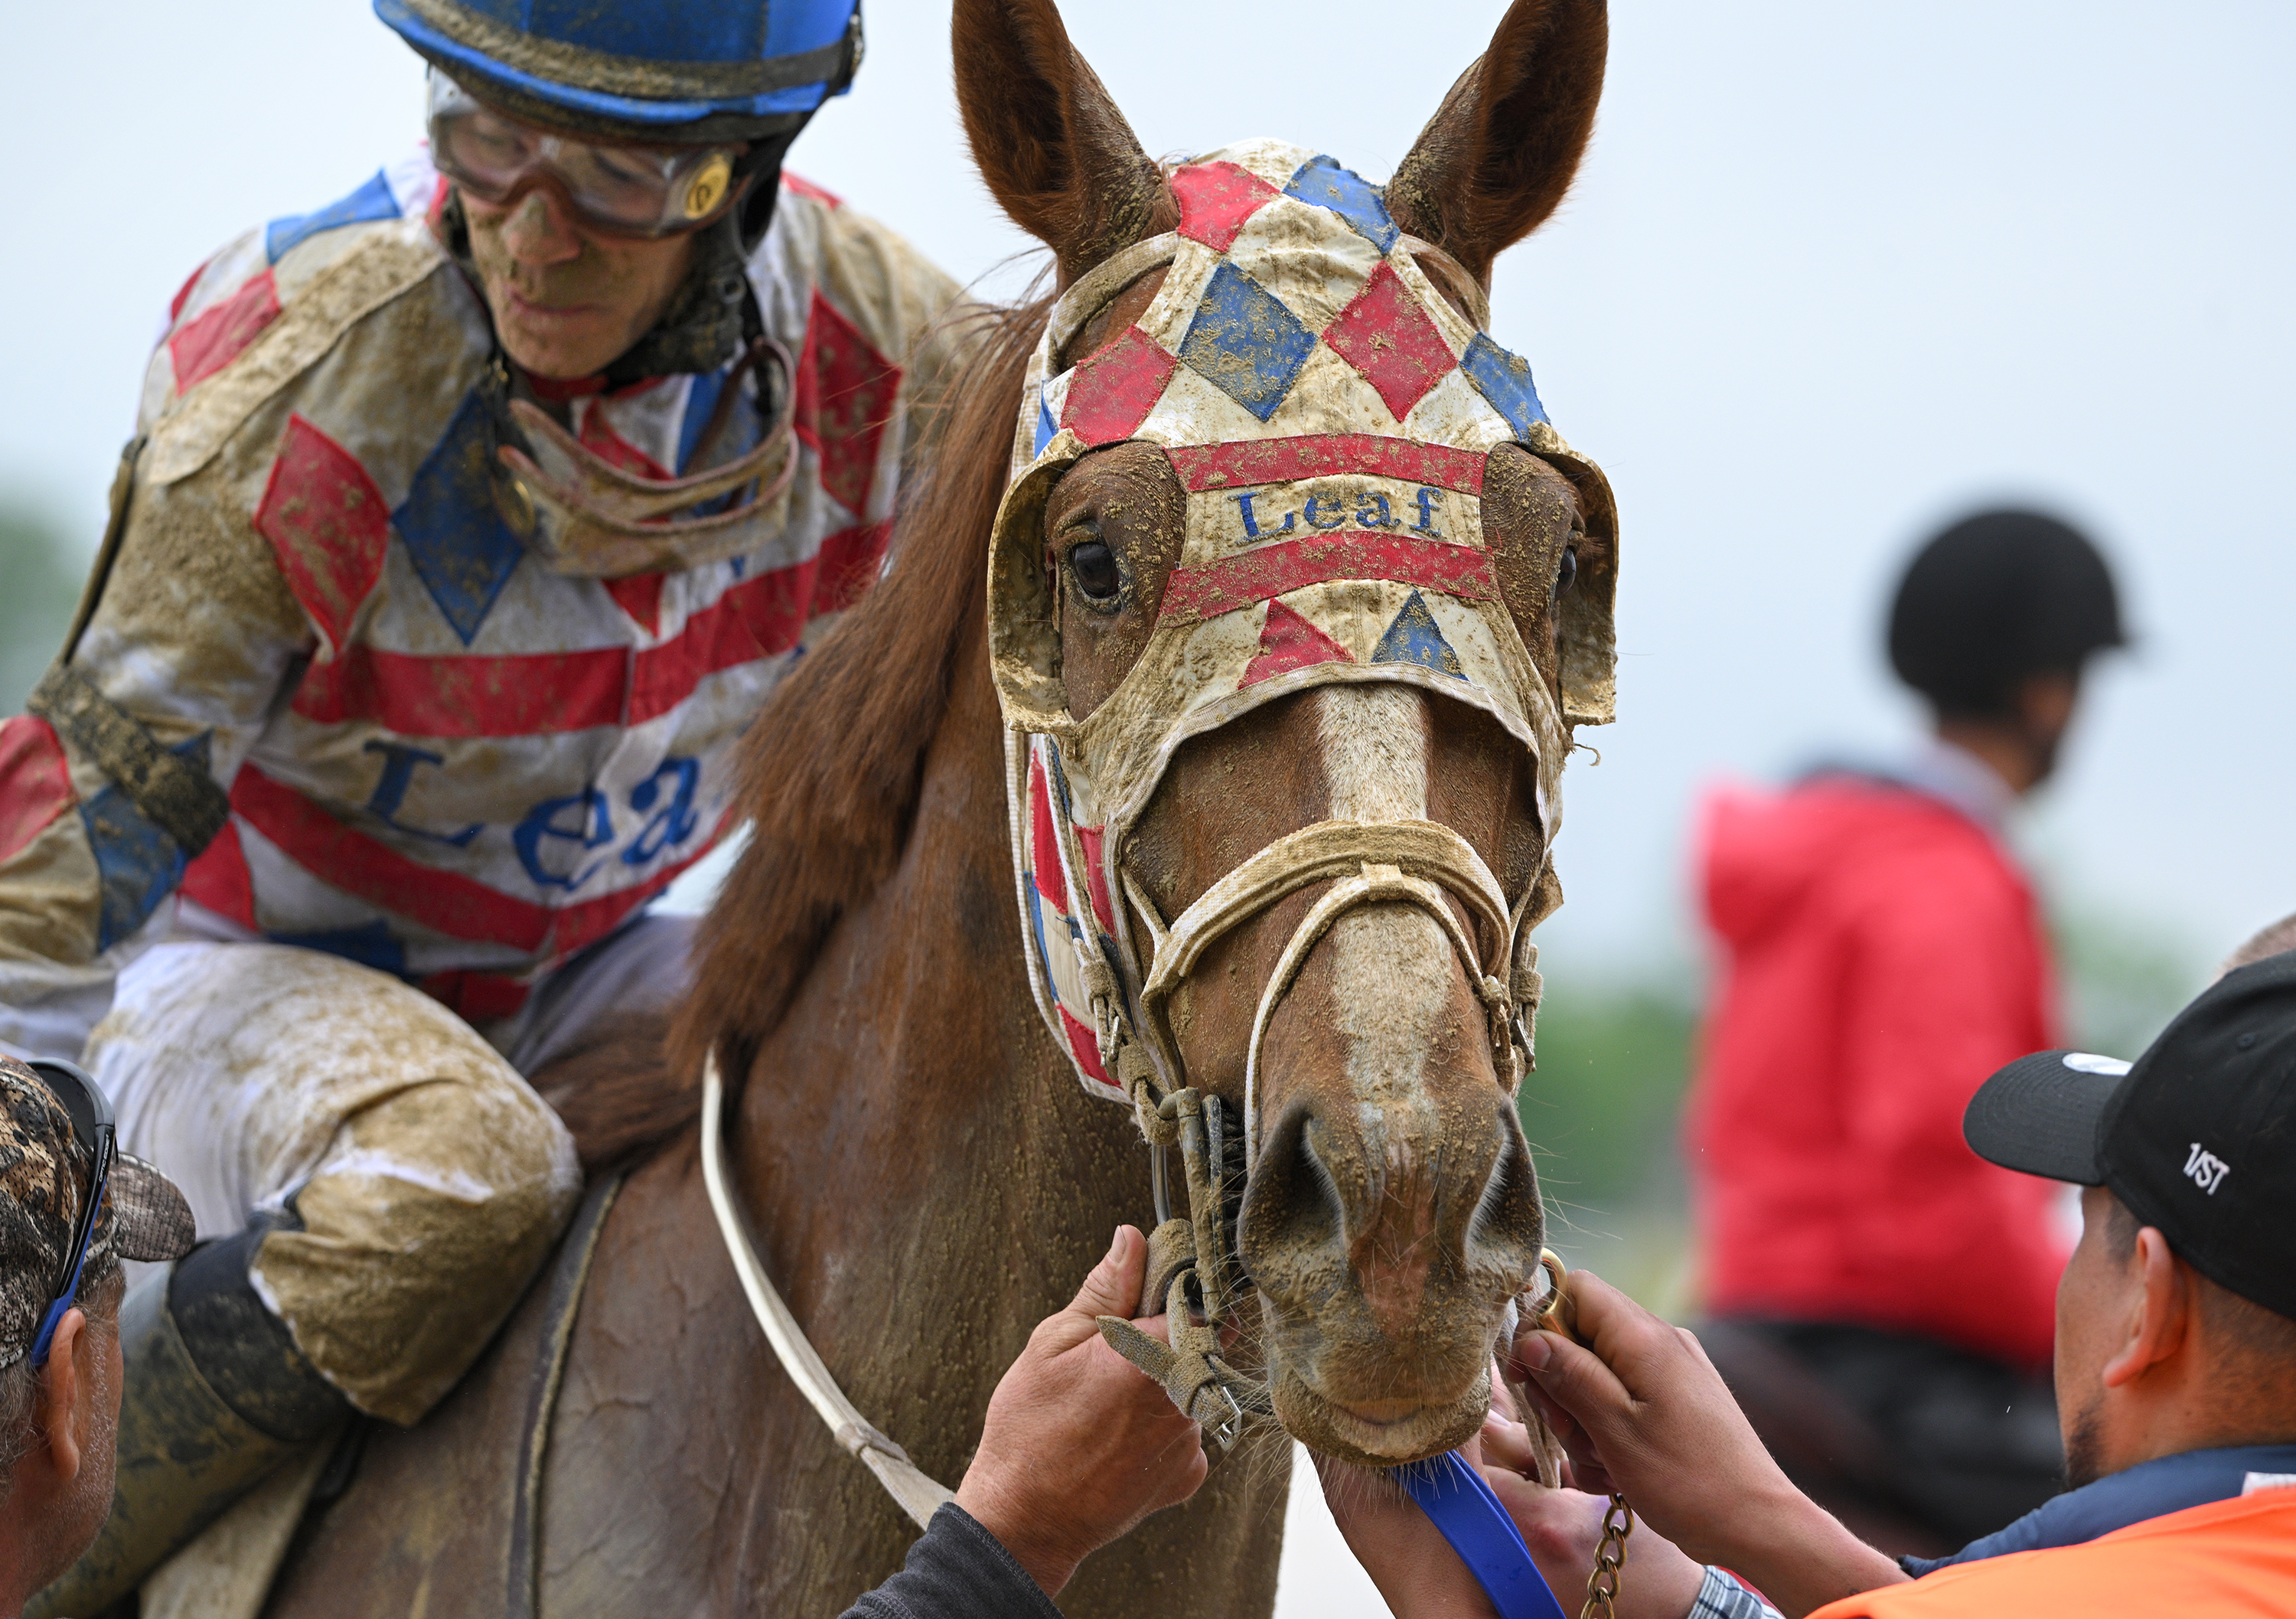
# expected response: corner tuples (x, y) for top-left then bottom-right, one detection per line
(1388, 0), (1607, 288)
(951, 0), (1169, 285)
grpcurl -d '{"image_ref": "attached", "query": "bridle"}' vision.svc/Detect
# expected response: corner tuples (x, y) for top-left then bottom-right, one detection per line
(1021, 723), (1546, 1346)
(1055, 805), (1548, 1451)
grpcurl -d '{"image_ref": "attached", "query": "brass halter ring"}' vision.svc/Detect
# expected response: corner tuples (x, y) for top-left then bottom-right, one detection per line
(1529, 1246), (1574, 1339)
(1521, 1248), (1636, 1619)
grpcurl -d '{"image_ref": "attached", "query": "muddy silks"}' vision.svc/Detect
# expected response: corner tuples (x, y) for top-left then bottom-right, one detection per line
(985, 139), (1620, 1129)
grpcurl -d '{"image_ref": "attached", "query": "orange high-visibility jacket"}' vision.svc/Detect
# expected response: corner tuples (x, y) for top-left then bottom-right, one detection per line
(1809, 1491), (2296, 1617)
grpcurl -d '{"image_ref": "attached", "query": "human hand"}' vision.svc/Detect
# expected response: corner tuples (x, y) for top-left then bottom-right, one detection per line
(1315, 1447), (1496, 1619)
(954, 1226), (1208, 1597)
(1507, 1271), (1903, 1615)
(1313, 1386), (1704, 1619)
(1475, 1393), (1707, 1619)
(1502, 1271), (1789, 1542)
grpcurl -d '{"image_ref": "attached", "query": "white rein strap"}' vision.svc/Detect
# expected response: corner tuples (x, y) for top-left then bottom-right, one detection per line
(699, 1056), (956, 1529)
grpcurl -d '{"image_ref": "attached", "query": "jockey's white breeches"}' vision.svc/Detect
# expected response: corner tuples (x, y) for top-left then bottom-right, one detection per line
(80, 913), (693, 1424)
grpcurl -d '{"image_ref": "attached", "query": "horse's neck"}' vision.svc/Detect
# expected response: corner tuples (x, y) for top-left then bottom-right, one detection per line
(726, 631), (1153, 1476)
(732, 629), (1032, 1167)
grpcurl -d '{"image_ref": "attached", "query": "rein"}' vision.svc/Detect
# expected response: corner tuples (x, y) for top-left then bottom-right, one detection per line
(700, 1058), (1636, 1618)
(698, 1056), (956, 1530)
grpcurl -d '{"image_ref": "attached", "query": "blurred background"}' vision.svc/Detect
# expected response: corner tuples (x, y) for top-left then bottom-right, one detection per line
(3, 0), (2288, 1605)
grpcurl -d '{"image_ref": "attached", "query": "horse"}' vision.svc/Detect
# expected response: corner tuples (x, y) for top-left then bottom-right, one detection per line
(249, 0), (1616, 1611)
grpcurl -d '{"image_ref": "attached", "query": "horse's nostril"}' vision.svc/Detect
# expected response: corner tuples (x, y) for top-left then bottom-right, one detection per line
(1469, 1102), (1543, 1254)
(1238, 1104), (1342, 1279)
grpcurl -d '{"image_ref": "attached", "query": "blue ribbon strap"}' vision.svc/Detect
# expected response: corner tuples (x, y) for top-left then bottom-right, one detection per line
(1394, 1448), (1568, 1619)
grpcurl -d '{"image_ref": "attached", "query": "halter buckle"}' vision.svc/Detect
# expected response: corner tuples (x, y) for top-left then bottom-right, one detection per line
(1211, 1384), (1246, 1449)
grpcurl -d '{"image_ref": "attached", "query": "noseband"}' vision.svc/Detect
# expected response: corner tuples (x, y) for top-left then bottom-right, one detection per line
(1132, 817), (1528, 1167)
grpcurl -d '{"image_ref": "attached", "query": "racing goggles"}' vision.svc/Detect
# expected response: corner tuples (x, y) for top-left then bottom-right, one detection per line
(25, 1060), (114, 1370)
(427, 72), (749, 238)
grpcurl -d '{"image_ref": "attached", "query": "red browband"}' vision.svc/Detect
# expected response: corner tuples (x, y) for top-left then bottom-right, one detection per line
(1163, 433), (1484, 496)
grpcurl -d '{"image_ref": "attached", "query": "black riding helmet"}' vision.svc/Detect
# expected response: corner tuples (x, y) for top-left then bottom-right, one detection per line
(1887, 509), (2127, 719)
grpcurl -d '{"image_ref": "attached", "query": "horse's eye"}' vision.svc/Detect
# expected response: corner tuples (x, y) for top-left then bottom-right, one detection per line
(1554, 543), (1578, 599)
(1069, 539), (1122, 605)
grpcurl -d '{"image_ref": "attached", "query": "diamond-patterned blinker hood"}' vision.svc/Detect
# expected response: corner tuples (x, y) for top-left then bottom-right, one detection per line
(987, 139), (1619, 1102)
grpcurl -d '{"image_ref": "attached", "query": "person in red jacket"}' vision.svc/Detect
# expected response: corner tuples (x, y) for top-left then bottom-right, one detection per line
(1684, 509), (2127, 1549)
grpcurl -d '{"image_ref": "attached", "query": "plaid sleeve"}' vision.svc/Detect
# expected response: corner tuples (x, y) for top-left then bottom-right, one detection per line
(1691, 1565), (1786, 1619)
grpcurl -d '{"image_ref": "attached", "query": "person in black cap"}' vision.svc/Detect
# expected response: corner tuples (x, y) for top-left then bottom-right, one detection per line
(1686, 508), (2128, 1550)
(1386, 933), (2296, 1619)
(0, 1053), (193, 1617)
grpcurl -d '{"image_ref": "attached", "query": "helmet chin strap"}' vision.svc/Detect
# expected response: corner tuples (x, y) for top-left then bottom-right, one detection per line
(600, 120), (809, 384)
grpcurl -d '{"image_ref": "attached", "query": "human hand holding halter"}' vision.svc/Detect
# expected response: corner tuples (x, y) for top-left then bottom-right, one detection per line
(1472, 1394), (1706, 1619)
(954, 1226), (1208, 1598)
(1507, 1271), (1905, 1616)
(1316, 1368), (1706, 1619)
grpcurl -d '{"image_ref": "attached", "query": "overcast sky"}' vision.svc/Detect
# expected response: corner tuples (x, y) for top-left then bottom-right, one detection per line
(5, 0), (2291, 986)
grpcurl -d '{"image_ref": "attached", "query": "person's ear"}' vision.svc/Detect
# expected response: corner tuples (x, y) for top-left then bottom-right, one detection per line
(2017, 670), (2079, 740)
(36, 1307), (88, 1483)
(2101, 1226), (2189, 1389)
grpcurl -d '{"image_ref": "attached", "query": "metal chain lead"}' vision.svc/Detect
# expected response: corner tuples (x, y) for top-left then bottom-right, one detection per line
(1525, 1251), (1635, 1619)
(1580, 1492), (1635, 1619)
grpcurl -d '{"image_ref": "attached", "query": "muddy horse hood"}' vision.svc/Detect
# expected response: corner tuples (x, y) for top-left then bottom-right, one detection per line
(985, 137), (1619, 1105)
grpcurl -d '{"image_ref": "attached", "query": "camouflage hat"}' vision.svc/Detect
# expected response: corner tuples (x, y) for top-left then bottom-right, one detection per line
(0, 1054), (195, 1369)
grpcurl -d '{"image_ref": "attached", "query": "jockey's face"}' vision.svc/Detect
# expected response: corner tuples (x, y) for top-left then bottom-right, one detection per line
(461, 183), (696, 380)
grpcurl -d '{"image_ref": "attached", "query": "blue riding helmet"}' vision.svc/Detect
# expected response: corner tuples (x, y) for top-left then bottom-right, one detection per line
(373, 0), (864, 139)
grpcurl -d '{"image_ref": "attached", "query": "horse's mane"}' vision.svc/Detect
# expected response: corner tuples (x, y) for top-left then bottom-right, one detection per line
(647, 289), (1054, 1104)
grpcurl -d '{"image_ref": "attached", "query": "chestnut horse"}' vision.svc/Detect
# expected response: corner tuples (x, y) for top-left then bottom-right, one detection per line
(254, 1), (1615, 1613)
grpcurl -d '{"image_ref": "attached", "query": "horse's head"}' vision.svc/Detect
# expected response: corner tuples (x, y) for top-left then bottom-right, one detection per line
(956, 0), (1618, 1465)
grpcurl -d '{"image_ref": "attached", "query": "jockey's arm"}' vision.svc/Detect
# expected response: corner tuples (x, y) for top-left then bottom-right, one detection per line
(0, 407), (314, 1062)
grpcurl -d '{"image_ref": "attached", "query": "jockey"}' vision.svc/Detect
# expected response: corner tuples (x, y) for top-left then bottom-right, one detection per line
(0, 0), (970, 1607)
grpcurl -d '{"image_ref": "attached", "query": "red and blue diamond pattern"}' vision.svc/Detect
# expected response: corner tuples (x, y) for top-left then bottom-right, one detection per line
(1055, 142), (1548, 449)
(1019, 738), (1123, 1092)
